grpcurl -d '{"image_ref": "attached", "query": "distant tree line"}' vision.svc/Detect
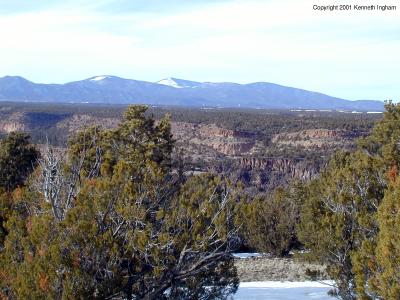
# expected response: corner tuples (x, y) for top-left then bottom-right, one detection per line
(0, 101), (381, 147)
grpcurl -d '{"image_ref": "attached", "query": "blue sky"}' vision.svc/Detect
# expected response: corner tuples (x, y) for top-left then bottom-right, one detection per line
(0, 0), (399, 100)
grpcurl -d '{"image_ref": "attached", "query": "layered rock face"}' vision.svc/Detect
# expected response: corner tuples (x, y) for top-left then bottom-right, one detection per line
(210, 142), (255, 156)
(172, 122), (256, 156)
(170, 123), (330, 188)
(0, 121), (25, 133)
(272, 128), (360, 148)
(0, 111), (361, 191)
(0, 113), (26, 133)
(198, 125), (254, 139)
(238, 157), (319, 186)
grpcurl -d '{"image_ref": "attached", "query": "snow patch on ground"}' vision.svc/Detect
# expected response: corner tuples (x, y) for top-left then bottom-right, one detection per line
(234, 281), (334, 300)
(239, 281), (333, 288)
(232, 253), (264, 259)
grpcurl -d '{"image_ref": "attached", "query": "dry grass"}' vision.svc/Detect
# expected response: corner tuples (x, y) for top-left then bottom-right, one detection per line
(235, 256), (329, 282)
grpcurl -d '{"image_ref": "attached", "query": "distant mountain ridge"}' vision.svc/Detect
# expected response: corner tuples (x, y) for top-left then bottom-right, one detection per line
(0, 75), (384, 111)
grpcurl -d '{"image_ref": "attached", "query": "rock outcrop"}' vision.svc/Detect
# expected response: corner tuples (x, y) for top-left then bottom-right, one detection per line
(171, 122), (255, 156)
(273, 128), (359, 141)
(272, 128), (360, 148)
(237, 157), (321, 186)
(210, 142), (255, 156)
(57, 114), (120, 133)
(198, 124), (254, 139)
(0, 113), (26, 133)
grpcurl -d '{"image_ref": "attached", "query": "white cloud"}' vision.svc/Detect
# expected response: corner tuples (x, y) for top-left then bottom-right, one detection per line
(0, 0), (399, 99)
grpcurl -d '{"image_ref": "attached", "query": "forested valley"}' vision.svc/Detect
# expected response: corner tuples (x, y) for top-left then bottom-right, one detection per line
(1, 102), (399, 299)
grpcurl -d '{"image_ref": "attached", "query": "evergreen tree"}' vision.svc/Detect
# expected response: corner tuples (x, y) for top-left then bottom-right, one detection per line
(298, 102), (400, 299)
(371, 178), (400, 298)
(298, 151), (384, 299)
(0, 132), (39, 192)
(0, 133), (38, 248)
(0, 106), (239, 299)
(238, 184), (303, 256)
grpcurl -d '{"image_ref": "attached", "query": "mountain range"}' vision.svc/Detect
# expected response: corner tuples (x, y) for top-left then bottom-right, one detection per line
(0, 75), (384, 111)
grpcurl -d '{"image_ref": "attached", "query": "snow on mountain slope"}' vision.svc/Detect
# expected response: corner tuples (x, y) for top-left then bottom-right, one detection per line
(0, 75), (385, 111)
(88, 75), (119, 82)
(91, 76), (108, 81)
(157, 78), (184, 88)
(156, 77), (202, 88)
(234, 281), (334, 300)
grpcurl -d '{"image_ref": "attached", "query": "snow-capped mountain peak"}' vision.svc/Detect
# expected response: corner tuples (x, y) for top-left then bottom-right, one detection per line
(89, 75), (113, 82)
(0, 75), (385, 111)
(157, 78), (184, 88)
(156, 77), (203, 89)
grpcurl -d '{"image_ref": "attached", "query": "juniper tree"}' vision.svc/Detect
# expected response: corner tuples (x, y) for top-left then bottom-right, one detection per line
(0, 133), (38, 248)
(237, 184), (304, 256)
(372, 178), (400, 299)
(298, 151), (385, 299)
(298, 102), (400, 299)
(0, 132), (39, 192)
(0, 106), (239, 300)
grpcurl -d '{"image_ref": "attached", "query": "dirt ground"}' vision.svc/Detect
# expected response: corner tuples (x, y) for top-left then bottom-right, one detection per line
(235, 256), (329, 282)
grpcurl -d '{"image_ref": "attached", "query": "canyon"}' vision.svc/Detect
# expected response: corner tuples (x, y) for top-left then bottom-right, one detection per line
(0, 108), (367, 190)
